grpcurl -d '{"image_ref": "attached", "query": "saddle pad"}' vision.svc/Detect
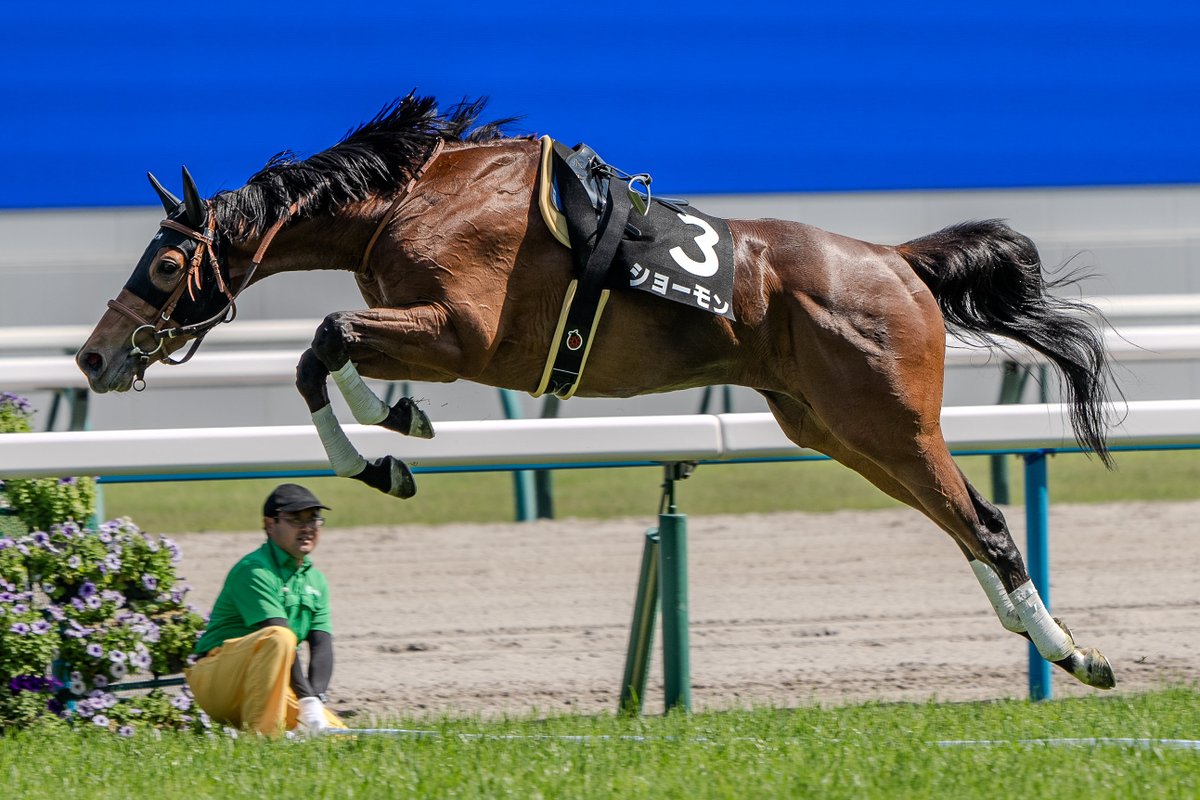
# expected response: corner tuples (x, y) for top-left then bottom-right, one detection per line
(537, 136), (736, 321)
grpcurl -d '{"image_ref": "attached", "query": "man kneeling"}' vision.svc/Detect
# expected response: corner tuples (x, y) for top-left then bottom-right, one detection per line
(186, 484), (348, 736)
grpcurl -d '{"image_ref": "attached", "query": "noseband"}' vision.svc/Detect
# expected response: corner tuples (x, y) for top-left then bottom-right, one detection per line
(105, 203), (290, 390)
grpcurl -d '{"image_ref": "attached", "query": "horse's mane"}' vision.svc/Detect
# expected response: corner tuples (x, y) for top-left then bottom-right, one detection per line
(213, 93), (517, 240)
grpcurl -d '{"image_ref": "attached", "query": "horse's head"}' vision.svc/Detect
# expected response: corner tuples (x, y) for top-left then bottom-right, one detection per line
(77, 168), (238, 392)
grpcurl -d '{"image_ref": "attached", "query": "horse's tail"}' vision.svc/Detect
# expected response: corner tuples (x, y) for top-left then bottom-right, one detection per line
(897, 219), (1114, 465)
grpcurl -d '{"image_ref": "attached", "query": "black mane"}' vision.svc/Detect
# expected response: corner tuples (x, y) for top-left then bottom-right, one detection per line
(213, 93), (516, 239)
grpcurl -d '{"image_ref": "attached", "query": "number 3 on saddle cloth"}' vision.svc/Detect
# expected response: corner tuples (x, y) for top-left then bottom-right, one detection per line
(534, 135), (736, 400)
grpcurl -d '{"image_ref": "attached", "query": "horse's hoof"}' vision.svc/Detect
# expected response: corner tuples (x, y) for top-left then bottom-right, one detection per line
(353, 455), (417, 499)
(1068, 647), (1117, 689)
(381, 397), (435, 439)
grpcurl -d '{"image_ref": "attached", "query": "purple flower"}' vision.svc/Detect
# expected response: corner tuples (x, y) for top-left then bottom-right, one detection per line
(92, 674), (108, 688)
(92, 714), (109, 727)
(170, 694), (193, 710)
(130, 651), (152, 669)
(67, 555), (81, 569)
(1, 392), (33, 413)
(108, 650), (126, 664)
(86, 643), (103, 658)
(141, 575), (158, 591)
(0, 592), (13, 603)
(110, 662), (127, 679)
(58, 476), (78, 486)
(118, 725), (135, 738)
(31, 531), (50, 546)
(69, 679), (86, 695)
(78, 582), (97, 599)
(0, 538), (13, 551)
(11, 603), (27, 614)
(104, 554), (121, 571)
(46, 605), (65, 621)
(31, 620), (51, 635)
(85, 596), (102, 609)
(9, 622), (30, 635)
(97, 531), (113, 544)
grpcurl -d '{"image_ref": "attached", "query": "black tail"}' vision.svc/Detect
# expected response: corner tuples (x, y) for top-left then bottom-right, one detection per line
(898, 219), (1114, 465)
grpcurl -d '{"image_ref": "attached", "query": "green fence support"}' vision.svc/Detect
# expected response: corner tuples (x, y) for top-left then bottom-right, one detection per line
(989, 361), (1031, 504)
(498, 389), (537, 522)
(619, 528), (660, 715)
(658, 510), (691, 712)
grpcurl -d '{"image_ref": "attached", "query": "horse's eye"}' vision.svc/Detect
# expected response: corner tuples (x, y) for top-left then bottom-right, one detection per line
(157, 259), (181, 277)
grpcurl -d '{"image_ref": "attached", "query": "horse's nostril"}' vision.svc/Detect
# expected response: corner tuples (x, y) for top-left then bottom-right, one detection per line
(81, 351), (104, 374)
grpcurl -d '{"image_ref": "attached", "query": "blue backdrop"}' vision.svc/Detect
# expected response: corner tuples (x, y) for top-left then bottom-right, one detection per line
(2, 2), (1198, 208)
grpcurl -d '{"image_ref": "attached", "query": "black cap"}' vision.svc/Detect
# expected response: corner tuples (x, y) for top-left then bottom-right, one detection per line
(263, 484), (330, 517)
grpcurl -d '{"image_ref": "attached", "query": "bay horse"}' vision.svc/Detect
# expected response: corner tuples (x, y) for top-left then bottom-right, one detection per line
(77, 94), (1117, 691)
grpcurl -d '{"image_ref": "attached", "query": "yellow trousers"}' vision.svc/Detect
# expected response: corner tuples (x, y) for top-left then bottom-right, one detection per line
(184, 626), (347, 735)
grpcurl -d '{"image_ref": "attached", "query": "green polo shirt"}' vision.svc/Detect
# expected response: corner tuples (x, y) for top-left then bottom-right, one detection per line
(194, 540), (332, 654)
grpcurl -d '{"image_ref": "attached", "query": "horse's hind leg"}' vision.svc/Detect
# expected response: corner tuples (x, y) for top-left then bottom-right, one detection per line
(760, 392), (1025, 634)
(762, 389), (1115, 689)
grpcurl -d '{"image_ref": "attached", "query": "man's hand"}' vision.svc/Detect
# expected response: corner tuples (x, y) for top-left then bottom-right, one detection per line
(297, 696), (330, 735)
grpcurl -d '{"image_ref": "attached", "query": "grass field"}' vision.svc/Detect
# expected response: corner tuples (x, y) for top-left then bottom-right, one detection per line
(2, 687), (1197, 798)
(98, 449), (1200, 532)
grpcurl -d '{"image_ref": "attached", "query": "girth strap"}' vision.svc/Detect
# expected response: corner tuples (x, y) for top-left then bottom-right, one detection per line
(534, 144), (634, 399)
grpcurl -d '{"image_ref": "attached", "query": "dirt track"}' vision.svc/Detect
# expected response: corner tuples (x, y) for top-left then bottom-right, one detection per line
(172, 501), (1200, 721)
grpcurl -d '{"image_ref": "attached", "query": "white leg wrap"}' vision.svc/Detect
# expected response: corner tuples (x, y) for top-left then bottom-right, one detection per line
(331, 361), (389, 425)
(1009, 580), (1074, 661)
(969, 560), (1026, 633)
(312, 404), (367, 477)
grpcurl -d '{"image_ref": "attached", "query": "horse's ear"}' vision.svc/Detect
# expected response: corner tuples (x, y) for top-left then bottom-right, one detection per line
(181, 166), (206, 228)
(147, 172), (181, 214)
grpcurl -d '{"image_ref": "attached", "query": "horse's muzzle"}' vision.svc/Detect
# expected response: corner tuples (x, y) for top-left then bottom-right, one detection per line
(75, 348), (135, 394)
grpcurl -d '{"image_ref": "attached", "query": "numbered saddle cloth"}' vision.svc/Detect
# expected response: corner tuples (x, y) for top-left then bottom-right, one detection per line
(537, 136), (737, 321)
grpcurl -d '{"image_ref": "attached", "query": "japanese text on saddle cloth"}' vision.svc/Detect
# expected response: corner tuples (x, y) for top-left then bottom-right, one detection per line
(536, 136), (735, 399)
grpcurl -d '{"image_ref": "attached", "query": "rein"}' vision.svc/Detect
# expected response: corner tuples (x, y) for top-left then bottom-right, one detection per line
(106, 202), (292, 390)
(360, 139), (444, 271)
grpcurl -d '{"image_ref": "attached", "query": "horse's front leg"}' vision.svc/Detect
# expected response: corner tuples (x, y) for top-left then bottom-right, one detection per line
(295, 347), (417, 500)
(311, 313), (435, 439)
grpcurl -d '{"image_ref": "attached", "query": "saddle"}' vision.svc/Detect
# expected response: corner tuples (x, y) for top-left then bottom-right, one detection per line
(534, 136), (736, 399)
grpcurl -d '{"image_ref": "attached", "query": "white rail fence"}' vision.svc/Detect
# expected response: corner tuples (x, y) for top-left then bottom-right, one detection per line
(0, 401), (1196, 479)
(1, 401), (1197, 704)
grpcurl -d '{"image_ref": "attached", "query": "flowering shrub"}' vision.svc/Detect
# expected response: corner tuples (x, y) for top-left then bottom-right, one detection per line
(0, 393), (211, 735)
(0, 519), (210, 733)
(0, 392), (96, 534)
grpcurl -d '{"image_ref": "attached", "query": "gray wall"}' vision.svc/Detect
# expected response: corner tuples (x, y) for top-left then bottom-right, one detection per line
(2, 185), (1197, 432)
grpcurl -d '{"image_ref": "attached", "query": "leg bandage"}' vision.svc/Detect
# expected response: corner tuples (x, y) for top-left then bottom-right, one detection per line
(1009, 580), (1074, 661)
(970, 560), (1026, 633)
(312, 404), (367, 477)
(331, 361), (389, 425)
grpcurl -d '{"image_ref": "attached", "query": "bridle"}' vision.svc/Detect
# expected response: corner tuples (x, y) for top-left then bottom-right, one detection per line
(105, 202), (291, 390)
(107, 138), (445, 391)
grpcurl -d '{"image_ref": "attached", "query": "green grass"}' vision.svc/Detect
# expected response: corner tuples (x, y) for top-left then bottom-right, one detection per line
(97, 449), (1200, 533)
(3, 687), (1199, 799)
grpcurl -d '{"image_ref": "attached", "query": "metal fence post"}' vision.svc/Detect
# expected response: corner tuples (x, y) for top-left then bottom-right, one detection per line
(658, 511), (690, 712)
(498, 389), (537, 521)
(1024, 449), (1052, 701)
(619, 528), (660, 715)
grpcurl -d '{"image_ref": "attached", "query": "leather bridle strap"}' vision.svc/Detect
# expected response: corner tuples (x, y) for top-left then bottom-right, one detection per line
(107, 202), (295, 388)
